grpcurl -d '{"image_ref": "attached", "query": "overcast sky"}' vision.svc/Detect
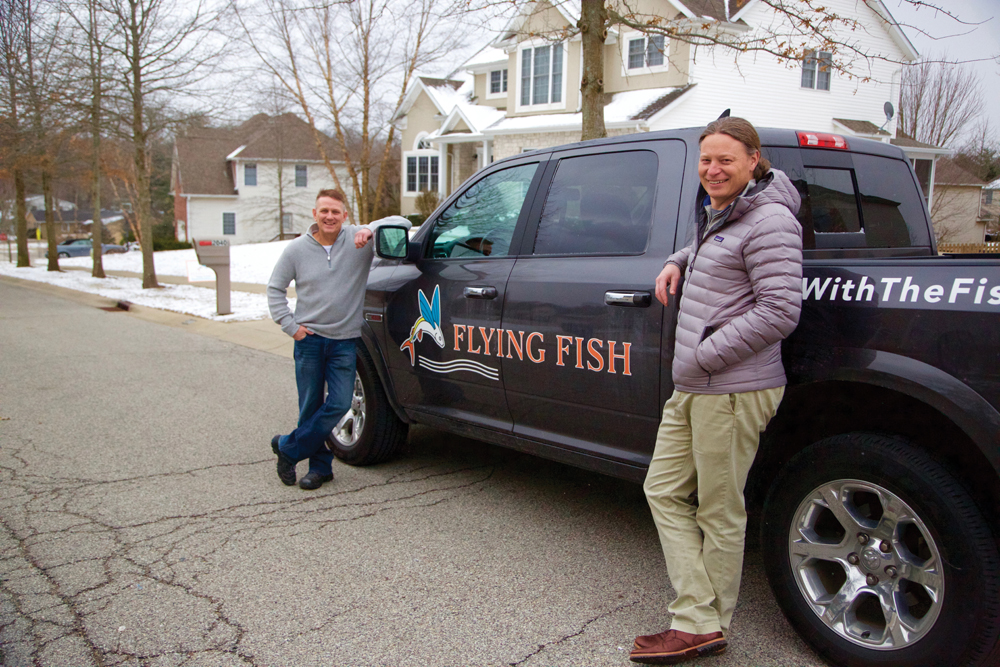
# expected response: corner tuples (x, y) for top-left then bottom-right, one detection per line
(886, 0), (1000, 141)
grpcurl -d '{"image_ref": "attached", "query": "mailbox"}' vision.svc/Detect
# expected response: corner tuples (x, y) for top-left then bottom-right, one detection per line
(193, 239), (231, 315)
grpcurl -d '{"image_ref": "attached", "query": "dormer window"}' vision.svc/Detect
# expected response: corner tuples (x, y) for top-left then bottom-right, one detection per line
(801, 51), (832, 91)
(488, 69), (508, 99)
(625, 34), (666, 73)
(517, 42), (565, 110)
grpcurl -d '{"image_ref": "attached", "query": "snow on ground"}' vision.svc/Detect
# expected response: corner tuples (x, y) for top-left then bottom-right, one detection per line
(0, 240), (293, 322)
(58, 239), (292, 284)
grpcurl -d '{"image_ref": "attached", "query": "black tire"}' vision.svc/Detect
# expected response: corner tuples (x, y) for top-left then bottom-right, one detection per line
(327, 344), (408, 465)
(761, 432), (1000, 667)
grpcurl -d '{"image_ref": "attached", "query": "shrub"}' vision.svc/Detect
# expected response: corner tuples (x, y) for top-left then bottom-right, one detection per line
(152, 238), (193, 251)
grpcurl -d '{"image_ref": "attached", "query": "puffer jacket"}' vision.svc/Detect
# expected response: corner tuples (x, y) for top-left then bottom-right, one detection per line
(666, 169), (803, 394)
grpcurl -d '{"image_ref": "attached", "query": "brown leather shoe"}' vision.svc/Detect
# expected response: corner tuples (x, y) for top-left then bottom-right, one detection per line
(629, 629), (727, 664)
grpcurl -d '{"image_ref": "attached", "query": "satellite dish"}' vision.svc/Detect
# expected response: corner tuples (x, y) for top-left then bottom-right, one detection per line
(884, 102), (894, 121)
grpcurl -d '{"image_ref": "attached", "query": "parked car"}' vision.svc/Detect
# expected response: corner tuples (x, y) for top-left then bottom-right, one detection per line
(339, 127), (1000, 667)
(48, 238), (127, 258)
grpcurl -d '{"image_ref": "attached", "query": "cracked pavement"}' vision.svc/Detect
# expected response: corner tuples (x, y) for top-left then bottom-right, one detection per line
(0, 279), (827, 666)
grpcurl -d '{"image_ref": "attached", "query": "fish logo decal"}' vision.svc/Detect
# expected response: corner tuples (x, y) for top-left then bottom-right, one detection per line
(401, 285), (446, 365)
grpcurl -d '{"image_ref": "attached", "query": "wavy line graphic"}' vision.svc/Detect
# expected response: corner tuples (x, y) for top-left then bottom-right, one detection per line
(418, 356), (500, 381)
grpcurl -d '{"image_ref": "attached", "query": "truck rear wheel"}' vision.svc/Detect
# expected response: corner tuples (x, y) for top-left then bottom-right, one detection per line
(761, 432), (1000, 667)
(327, 345), (407, 465)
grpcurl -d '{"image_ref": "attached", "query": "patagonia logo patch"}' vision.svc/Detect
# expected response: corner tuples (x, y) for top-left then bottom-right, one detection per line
(713, 235), (725, 243)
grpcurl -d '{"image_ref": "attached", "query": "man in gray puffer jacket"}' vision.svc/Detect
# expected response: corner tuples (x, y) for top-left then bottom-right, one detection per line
(631, 118), (803, 665)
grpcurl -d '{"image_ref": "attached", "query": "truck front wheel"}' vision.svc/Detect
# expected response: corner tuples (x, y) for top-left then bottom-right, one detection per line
(327, 345), (408, 466)
(761, 432), (1000, 667)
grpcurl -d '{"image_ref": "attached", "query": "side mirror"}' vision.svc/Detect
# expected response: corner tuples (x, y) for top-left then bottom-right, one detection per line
(375, 225), (409, 259)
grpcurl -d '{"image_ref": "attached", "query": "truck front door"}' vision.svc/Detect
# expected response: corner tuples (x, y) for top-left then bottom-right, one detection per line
(385, 159), (544, 431)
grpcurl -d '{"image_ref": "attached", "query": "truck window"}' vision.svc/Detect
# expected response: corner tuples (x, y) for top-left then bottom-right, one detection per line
(853, 154), (931, 248)
(532, 150), (656, 255)
(766, 148), (930, 251)
(426, 163), (538, 259)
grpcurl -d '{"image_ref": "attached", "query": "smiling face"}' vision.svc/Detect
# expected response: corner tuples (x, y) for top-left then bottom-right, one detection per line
(698, 132), (760, 211)
(312, 196), (348, 244)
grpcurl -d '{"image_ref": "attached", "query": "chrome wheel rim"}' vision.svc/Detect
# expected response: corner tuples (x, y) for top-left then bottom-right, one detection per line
(788, 479), (944, 651)
(331, 372), (365, 448)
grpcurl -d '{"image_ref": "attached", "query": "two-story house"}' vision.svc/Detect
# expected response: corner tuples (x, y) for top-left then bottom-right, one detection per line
(394, 0), (920, 217)
(171, 113), (349, 245)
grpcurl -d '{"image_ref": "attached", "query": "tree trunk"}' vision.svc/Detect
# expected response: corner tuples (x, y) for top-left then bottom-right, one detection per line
(129, 3), (157, 289)
(43, 172), (58, 271)
(90, 0), (105, 278)
(91, 134), (105, 277)
(14, 169), (29, 267)
(579, 0), (608, 142)
(135, 132), (158, 288)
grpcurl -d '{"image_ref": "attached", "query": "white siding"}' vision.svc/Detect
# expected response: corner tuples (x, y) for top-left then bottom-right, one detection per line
(188, 161), (350, 244)
(649, 0), (908, 135)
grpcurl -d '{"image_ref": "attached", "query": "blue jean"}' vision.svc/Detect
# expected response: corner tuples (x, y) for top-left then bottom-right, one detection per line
(278, 335), (357, 476)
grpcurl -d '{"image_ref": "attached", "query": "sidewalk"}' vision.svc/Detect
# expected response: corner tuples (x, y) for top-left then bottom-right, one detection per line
(1, 271), (294, 359)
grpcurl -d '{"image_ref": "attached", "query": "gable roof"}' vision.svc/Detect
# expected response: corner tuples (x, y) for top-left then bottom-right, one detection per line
(393, 76), (465, 124)
(483, 85), (695, 135)
(174, 114), (341, 197)
(832, 118), (890, 137)
(935, 157), (987, 187)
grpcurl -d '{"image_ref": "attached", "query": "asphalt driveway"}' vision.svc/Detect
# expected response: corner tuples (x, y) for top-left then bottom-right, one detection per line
(0, 278), (826, 666)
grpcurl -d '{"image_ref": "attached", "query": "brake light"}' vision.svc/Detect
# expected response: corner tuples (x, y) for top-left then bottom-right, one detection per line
(797, 132), (849, 149)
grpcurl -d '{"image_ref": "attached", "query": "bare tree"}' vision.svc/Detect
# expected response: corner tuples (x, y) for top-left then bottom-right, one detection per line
(99, 0), (220, 288)
(0, 0), (32, 266)
(19, 0), (72, 271)
(61, 0), (116, 277)
(899, 56), (984, 147)
(955, 119), (1000, 183)
(232, 0), (466, 224)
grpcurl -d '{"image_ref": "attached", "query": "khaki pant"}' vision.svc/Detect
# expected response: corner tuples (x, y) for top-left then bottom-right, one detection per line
(643, 387), (784, 636)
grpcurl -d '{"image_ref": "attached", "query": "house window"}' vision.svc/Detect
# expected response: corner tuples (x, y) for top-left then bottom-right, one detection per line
(519, 42), (564, 108)
(244, 163), (257, 186)
(986, 190), (994, 205)
(223, 212), (236, 235)
(405, 155), (439, 193)
(801, 51), (832, 90)
(489, 69), (508, 97)
(626, 34), (665, 71)
(281, 212), (293, 231)
(295, 164), (307, 187)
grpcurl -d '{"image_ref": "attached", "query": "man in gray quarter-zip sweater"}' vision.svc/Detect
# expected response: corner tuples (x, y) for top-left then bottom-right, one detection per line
(631, 118), (802, 665)
(267, 188), (409, 490)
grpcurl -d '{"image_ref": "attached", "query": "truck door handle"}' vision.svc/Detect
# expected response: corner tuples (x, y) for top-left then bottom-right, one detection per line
(605, 291), (651, 307)
(464, 286), (498, 299)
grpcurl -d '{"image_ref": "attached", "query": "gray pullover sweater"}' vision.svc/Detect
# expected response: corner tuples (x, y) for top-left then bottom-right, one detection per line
(267, 217), (409, 340)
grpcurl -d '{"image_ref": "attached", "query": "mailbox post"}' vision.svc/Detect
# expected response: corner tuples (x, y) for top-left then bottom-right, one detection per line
(193, 239), (232, 315)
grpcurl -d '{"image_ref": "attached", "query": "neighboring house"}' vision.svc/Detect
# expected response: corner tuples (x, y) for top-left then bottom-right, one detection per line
(25, 207), (128, 242)
(983, 177), (1000, 240)
(171, 113), (348, 245)
(930, 157), (989, 244)
(394, 0), (922, 216)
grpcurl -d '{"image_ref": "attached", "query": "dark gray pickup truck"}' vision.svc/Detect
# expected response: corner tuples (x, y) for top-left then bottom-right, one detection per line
(331, 128), (1000, 667)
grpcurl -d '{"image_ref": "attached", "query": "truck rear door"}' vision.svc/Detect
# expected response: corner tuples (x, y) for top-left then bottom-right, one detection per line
(500, 139), (687, 465)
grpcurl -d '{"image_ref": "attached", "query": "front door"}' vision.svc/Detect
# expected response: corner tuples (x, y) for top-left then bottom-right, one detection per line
(385, 158), (545, 431)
